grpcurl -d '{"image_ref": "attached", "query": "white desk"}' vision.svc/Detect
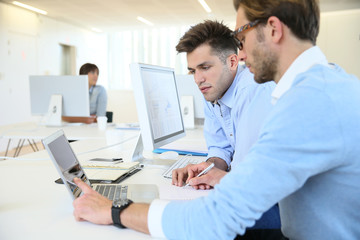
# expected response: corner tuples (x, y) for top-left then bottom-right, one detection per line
(0, 121), (137, 157)
(0, 127), (208, 240)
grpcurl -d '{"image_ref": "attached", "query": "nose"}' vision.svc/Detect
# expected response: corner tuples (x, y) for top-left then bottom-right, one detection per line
(238, 49), (247, 62)
(194, 72), (205, 86)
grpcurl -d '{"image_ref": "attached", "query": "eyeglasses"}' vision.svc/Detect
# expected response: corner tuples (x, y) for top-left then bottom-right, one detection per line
(232, 20), (260, 50)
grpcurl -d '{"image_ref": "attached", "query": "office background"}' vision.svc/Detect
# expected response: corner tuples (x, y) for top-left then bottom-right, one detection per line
(0, 0), (359, 153)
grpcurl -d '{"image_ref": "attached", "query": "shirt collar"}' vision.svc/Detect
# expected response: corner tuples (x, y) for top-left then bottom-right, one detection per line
(271, 46), (328, 105)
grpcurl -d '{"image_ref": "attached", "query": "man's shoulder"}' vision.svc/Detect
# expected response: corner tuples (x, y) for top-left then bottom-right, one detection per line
(234, 66), (275, 92)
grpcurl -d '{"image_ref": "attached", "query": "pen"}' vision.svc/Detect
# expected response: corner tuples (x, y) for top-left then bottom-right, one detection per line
(184, 163), (215, 187)
(112, 158), (123, 162)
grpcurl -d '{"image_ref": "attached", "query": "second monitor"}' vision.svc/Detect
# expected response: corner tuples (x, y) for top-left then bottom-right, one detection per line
(130, 63), (185, 152)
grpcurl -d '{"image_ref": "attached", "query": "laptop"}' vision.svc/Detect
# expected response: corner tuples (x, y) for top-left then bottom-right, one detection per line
(42, 130), (159, 202)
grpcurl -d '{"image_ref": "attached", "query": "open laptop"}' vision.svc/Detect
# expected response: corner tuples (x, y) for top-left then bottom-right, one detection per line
(42, 130), (159, 202)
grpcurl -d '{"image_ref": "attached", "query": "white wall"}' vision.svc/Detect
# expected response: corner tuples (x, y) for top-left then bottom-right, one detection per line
(0, 2), (108, 126)
(0, 2), (107, 153)
(318, 9), (360, 79)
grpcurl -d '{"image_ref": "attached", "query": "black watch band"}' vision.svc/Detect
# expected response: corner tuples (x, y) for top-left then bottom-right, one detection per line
(112, 199), (133, 228)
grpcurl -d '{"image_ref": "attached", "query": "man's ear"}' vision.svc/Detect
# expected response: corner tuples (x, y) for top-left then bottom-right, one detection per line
(267, 16), (283, 43)
(228, 54), (239, 70)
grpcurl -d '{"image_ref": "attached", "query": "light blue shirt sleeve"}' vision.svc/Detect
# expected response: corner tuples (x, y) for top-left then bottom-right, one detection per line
(203, 99), (234, 164)
(160, 65), (360, 239)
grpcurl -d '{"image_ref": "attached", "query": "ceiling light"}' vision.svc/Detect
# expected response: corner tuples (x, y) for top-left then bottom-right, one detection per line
(91, 27), (102, 33)
(137, 16), (154, 26)
(12, 1), (47, 15)
(198, 0), (212, 13)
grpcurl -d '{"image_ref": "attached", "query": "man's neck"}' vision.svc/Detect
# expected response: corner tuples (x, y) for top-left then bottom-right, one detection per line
(275, 38), (314, 84)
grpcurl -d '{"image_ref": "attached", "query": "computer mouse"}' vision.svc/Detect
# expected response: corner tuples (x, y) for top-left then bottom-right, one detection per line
(159, 151), (179, 160)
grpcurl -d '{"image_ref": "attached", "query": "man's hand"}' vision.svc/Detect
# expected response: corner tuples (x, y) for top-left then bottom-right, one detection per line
(185, 162), (227, 190)
(172, 163), (195, 187)
(172, 162), (227, 189)
(72, 178), (113, 225)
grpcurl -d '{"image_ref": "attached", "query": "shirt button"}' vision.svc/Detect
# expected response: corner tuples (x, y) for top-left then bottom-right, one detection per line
(230, 134), (233, 136)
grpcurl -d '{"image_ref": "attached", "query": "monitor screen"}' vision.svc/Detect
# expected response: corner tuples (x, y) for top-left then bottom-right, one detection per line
(130, 63), (185, 151)
(29, 75), (90, 117)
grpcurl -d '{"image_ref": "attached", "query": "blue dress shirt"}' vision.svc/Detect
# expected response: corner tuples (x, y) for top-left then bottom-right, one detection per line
(89, 85), (107, 116)
(152, 47), (360, 240)
(204, 65), (275, 168)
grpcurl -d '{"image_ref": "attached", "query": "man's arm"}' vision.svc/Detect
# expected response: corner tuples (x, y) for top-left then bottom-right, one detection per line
(73, 178), (151, 234)
(203, 100), (234, 166)
(120, 203), (150, 234)
(206, 157), (228, 170)
(62, 116), (96, 124)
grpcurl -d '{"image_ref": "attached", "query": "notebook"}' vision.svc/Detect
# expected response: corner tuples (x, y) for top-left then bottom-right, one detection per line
(42, 130), (159, 202)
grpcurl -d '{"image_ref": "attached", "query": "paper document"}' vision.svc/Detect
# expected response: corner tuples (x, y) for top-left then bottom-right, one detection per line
(82, 161), (139, 169)
(84, 168), (131, 181)
(159, 184), (211, 200)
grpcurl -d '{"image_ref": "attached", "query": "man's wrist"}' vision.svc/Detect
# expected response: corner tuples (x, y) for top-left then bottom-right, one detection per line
(112, 199), (133, 228)
(206, 157), (229, 171)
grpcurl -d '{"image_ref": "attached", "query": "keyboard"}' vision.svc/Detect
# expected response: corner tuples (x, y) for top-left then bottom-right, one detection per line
(93, 184), (128, 201)
(162, 155), (205, 179)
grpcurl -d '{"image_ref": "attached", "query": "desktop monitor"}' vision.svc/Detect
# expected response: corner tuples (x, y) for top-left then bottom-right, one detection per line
(130, 63), (186, 152)
(29, 75), (90, 125)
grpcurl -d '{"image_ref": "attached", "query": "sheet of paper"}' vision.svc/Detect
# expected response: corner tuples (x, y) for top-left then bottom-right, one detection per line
(84, 168), (129, 181)
(159, 184), (211, 200)
(81, 160), (139, 169)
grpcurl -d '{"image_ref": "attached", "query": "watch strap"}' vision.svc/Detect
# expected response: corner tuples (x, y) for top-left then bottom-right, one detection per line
(111, 199), (133, 228)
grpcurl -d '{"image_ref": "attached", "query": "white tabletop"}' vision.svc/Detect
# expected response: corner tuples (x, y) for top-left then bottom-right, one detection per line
(0, 121), (118, 140)
(0, 127), (209, 240)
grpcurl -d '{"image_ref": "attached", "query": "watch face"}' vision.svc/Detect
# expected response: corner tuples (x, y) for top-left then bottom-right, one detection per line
(113, 199), (129, 208)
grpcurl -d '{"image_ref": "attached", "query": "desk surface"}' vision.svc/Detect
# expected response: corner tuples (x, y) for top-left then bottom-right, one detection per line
(0, 126), (208, 240)
(0, 121), (116, 140)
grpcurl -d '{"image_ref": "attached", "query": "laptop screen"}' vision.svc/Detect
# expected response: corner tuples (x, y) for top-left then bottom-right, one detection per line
(43, 130), (90, 199)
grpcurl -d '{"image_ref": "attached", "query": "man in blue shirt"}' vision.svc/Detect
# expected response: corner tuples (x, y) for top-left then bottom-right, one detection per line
(171, 20), (281, 237)
(172, 21), (275, 186)
(72, 0), (360, 239)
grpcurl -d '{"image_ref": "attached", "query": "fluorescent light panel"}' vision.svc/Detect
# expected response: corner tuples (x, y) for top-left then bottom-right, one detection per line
(91, 27), (102, 33)
(137, 16), (154, 26)
(12, 1), (47, 15)
(198, 0), (212, 13)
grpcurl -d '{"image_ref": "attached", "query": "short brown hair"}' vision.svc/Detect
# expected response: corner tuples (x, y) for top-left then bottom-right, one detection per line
(176, 20), (238, 63)
(79, 63), (99, 75)
(233, 0), (319, 45)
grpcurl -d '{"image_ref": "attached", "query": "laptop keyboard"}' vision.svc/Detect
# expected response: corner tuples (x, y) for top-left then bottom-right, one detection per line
(94, 185), (128, 201)
(162, 155), (205, 179)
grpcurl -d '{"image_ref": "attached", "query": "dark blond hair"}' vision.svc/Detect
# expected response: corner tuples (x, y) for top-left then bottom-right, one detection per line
(233, 0), (319, 44)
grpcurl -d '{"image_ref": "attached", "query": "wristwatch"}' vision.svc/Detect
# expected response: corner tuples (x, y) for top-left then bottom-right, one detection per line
(111, 198), (133, 228)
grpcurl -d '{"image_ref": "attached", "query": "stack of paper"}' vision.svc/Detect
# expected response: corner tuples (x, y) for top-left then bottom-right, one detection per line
(82, 161), (139, 169)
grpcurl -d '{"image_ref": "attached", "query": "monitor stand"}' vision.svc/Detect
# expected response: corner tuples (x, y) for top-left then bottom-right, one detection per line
(131, 133), (145, 162)
(43, 94), (62, 126)
(130, 133), (175, 167)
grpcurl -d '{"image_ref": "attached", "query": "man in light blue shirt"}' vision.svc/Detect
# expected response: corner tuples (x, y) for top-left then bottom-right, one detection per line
(72, 0), (360, 239)
(172, 20), (275, 182)
(172, 21), (280, 235)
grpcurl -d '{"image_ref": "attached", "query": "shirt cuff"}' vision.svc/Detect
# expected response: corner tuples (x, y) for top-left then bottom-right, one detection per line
(148, 199), (170, 239)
